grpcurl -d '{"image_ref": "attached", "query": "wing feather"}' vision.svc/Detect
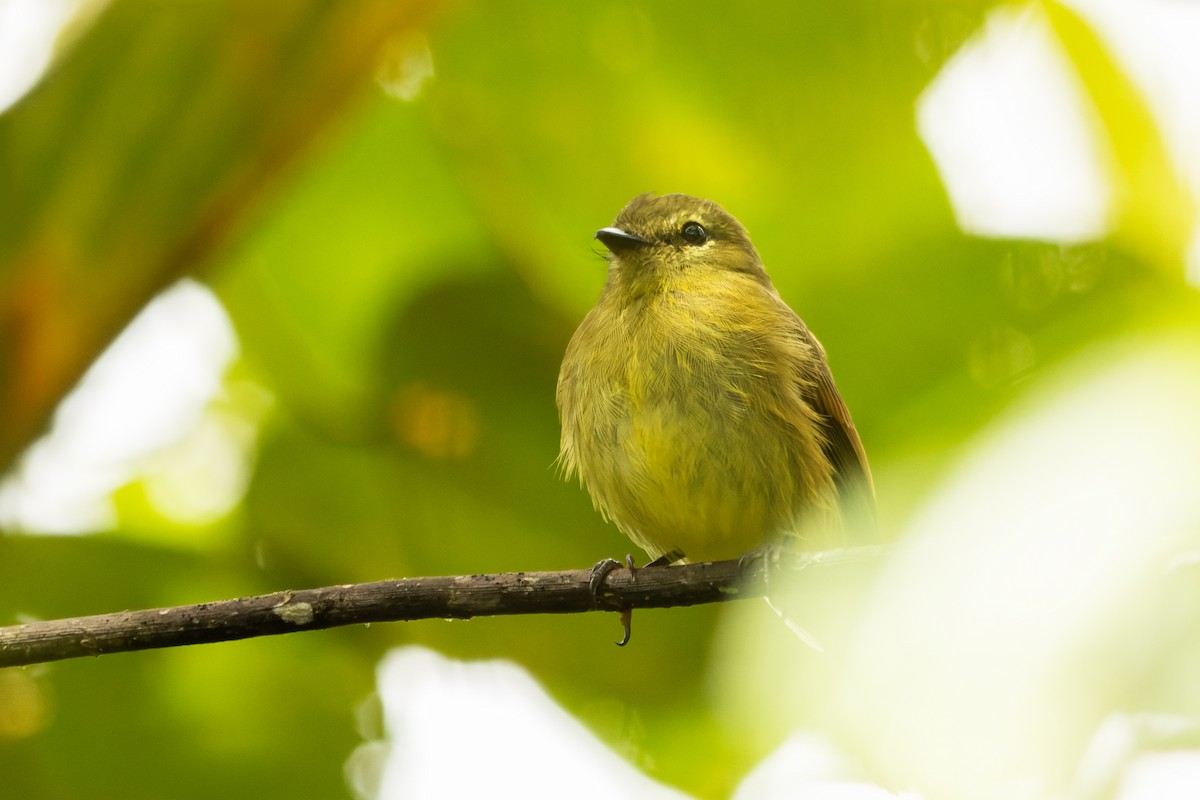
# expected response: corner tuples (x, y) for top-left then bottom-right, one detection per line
(793, 323), (875, 529)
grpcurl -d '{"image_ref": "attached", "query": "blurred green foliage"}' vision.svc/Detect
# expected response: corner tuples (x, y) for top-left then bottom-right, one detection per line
(0, 0), (1196, 798)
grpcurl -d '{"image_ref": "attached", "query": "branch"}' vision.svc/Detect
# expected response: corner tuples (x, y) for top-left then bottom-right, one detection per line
(0, 546), (884, 667)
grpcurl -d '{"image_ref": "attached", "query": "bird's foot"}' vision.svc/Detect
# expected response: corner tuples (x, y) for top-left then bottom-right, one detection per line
(588, 555), (635, 601)
(737, 543), (787, 584)
(589, 554), (637, 646)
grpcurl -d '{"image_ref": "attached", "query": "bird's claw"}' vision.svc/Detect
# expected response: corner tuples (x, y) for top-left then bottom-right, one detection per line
(616, 609), (632, 647)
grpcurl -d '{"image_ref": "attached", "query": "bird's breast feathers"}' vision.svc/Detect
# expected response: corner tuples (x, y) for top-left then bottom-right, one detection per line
(560, 291), (835, 560)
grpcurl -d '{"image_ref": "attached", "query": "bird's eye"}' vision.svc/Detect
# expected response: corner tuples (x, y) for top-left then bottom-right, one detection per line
(680, 221), (708, 246)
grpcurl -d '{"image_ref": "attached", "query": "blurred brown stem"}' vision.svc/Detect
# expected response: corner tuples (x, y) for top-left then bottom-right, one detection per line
(0, 546), (884, 667)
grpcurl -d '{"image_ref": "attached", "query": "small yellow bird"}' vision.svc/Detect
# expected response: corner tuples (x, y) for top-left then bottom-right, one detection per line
(557, 193), (873, 567)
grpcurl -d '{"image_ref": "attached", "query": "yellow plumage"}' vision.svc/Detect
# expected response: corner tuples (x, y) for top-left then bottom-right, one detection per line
(557, 193), (872, 563)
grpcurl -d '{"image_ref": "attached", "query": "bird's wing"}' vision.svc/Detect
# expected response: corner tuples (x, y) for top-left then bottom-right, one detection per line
(794, 324), (876, 527)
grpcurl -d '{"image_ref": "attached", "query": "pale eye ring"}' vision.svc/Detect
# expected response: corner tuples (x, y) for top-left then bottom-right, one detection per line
(680, 221), (708, 246)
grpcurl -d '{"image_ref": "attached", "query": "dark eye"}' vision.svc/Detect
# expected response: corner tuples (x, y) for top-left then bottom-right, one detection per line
(680, 221), (708, 246)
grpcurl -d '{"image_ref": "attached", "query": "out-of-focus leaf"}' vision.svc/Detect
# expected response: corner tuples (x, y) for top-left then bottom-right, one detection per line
(1044, 0), (1195, 277)
(0, 0), (440, 472)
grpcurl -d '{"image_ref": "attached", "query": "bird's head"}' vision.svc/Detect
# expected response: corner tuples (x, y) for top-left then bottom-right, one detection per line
(595, 193), (770, 290)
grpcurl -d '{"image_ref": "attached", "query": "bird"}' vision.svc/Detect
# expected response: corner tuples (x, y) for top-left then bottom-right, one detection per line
(557, 193), (873, 576)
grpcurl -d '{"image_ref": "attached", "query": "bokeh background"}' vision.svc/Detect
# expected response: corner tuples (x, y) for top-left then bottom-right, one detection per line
(1, 1), (1199, 798)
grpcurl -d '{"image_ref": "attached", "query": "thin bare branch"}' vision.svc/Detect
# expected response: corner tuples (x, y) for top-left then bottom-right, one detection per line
(0, 546), (885, 667)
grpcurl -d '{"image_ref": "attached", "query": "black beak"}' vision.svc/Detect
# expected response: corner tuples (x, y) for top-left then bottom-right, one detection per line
(595, 226), (649, 253)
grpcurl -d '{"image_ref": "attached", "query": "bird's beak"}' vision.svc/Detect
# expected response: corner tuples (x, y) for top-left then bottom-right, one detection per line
(595, 226), (649, 253)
